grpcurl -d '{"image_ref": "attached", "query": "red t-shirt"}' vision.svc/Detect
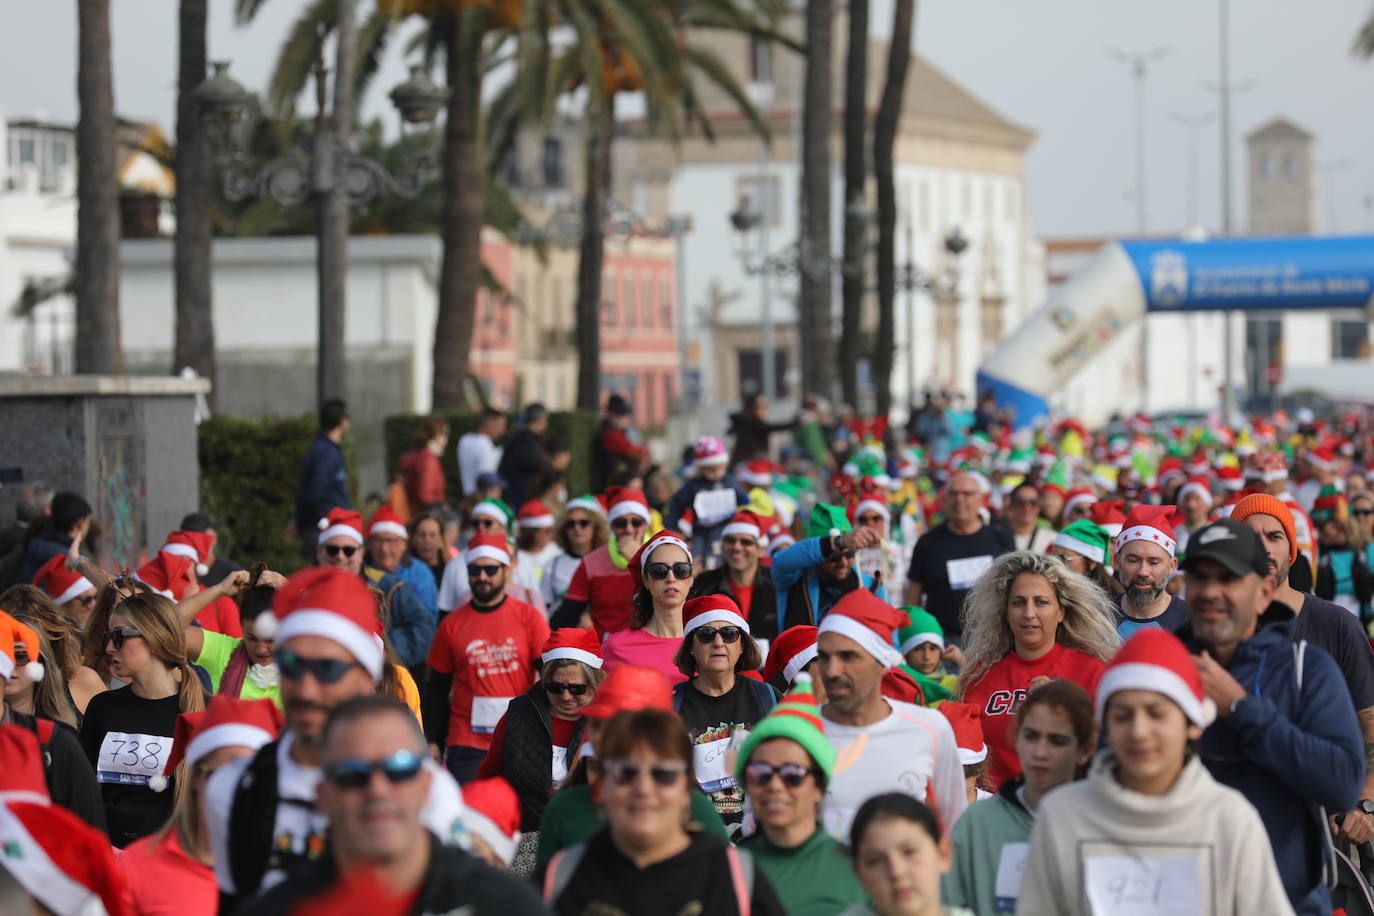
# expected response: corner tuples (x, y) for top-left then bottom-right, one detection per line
(733, 583), (755, 620)
(425, 597), (549, 751)
(563, 546), (635, 635)
(961, 644), (1106, 788)
(119, 828), (217, 916)
(194, 595), (243, 638)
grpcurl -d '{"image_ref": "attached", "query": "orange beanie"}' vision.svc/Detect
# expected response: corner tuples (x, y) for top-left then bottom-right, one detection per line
(1230, 493), (1297, 564)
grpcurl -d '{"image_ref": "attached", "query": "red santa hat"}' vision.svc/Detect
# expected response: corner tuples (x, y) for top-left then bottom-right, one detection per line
(762, 625), (819, 685)
(1116, 504), (1179, 558)
(1308, 445), (1337, 473)
(150, 696), (284, 793)
(1088, 500), (1127, 538)
(0, 725), (51, 806)
(465, 532), (513, 567)
(159, 530), (214, 576)
(817, 589), (906, 668)
(721, 510), (767, 545)
(605, 486), (652, 525)
(256, 568), (384, 681)
(516, 500), (556, 529)
(1177, 477), (1213, 508)
(1255, 451), (1289, 483)
(541, 627), (604, 669)
(1184, 450), (1210, 477)
(938, 702), (989, 766)
(849, 486), (892, 524)
(628, 531), (692, 588)
(682, 594), (749, 637)
(462, 777), (522, 866)
(692, 435), (730, 468)
(0, 799), (130, 916)
(1096, 628), (1215, 726)
(1156, 456), (1186, 487)
(1063, 487), (1097, 518)
(738, 460), (779, 488)
(134, 552), (197, 601)
(317, 507), (365, 546)
(767, 532), (796, 555)
(366, 507), (409, 541)
(1217, 465), (1245, 491)
(30, 554), (94, 607)
(0, 611), (43, 683)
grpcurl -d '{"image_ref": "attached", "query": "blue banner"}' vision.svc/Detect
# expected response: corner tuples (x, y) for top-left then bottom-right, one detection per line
(1122, 235), (1374, 312)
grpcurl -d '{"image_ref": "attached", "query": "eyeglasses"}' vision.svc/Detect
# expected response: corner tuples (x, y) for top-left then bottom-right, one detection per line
(602, 758), (688, 788)
(544, 682), (589, 696)
(277, 650), (360, 684)
(1011, 497), (1040, 507)
(693, 625), (744, 644)
(611, 517), (647, 532)
(323, 749), (425, 789)
(1354, 508), (1374, 518)
(947, 489), (982, 499)
(824, 549), (856, 562)
(473, 518), (503, 530)
(467, 564), (504, 579)
(646, 561), (693, 581)
(744, 761), (817, 788)
(722, 536), (756, 548)
(323, 544), (359, 559)
(103, 627), (143, 650)
(564, 518), (593, 530)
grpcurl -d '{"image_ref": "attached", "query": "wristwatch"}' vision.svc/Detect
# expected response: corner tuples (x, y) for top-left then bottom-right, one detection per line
(1359, 799), (1374, 816)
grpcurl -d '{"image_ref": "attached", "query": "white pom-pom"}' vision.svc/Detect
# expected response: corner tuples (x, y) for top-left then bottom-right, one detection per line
(792, 670), (812, 687)
(148, 774), (168, 793)
(196, 563), (209, 577)
(22, 661), (43, 682)
(253, 611), (279, 640)
(829, 528), (841, 538)
(318, 517), (330, 531)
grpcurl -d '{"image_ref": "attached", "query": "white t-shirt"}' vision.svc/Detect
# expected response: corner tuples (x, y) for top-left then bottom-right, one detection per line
(456, 432), (502, 495)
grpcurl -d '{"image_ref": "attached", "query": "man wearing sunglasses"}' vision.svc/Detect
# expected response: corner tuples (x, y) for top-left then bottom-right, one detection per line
(771, 503), (884, 630)
(551, 488), (653, 634)
(690, 511), (780, 640)
(204, 568), (465, 905)
(423, 533), (549, 784)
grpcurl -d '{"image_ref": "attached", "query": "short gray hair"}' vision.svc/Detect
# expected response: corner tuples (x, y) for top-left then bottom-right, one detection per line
(321, 695), (426, 760)
(15, 483), (53, 524)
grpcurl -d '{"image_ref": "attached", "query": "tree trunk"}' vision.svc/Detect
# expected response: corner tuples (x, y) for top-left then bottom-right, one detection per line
(431, 11), (486, 410)
(315, 0), (356, 406)
(75, 0), (121, 374)
(798, 0), (835, 402)
(575, 95), (613, 412)
(840, 0), (869, 409)
(873, 0), (915, 420)
(174, 0), (213, 405)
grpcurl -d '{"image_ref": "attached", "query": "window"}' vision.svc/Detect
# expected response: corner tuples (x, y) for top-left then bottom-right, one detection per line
(1282, 153), (1297, 180)
(1333, 319), (1369, 359)
(18, 138), (34, 165)
(642, 278), (653, 327)
(660, 277), (673, 329)
(736, 175), (781, 227)
(51, 140), (68, 167)
(541, 137), (564, 188)
(1259, 152), (1272, 180)
(602, 270), (617, 324)
(626, 275), (638, 329)
(502, 149), (520, 187)
(749, 36), (773, 84)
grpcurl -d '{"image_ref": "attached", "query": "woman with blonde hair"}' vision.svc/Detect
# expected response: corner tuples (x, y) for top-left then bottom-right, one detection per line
(1, 584), (105, 725)
(79, 592), (207, 847)
(957, 550), (1119, 789)
(82, 574), (147, 684)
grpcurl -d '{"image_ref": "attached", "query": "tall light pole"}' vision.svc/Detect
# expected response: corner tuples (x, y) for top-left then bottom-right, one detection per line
(1108, 46), (1170, 234)
(759, 139), (777, 403)
(1170, 111), (1216, 226)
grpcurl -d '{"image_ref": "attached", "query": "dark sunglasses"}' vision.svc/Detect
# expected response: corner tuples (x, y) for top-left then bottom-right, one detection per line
(611, 517), (647, 531)
(744, 761), (817, 788)
(323, 544), (359, 559)
(544, 682), (589, 696)
(1354, 509), (1374, 517)
(602, 758), (688, 787)
(103, 627), (143, 650)
(722, 536), (756, 548)
(323, 749), (424, 789)
(824, 549), (856, 562)
(467, 564), (503, 579)
(564, 518), (593, 530)
(1011, 497), (1040, 507)
(277, 649), (360, 684)
(473, 518), (503, 529)
(693, 625), (744, 644)
(646, 561), (693, 581)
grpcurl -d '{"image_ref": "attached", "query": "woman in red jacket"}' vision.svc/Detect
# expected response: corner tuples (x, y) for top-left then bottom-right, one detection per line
(399, 416), (450, 512)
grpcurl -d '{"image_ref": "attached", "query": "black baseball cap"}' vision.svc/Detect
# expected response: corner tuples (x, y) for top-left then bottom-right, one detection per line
(1179, 518), (1269, 578)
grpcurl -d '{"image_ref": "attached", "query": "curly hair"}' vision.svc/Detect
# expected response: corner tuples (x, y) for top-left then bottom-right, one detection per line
(957, 550), (1120, 691)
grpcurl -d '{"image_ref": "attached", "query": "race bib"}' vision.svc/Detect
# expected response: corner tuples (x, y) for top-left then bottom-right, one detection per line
(693, 489), (738, 527)
(692, 736), (734, 793)
(96, 731), (172, 786)
(947, 555), (994, 590)
(551, 745), (570, 789)
(994, 842), (1029, 912)
(470, 696), (514, 733)
(821, 804), (857, 842)
(1084, 855), (1202, 916)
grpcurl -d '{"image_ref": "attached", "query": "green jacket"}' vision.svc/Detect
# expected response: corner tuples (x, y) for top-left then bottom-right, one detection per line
(535, 783), (728, 866)
(942, 778), (1034, 915)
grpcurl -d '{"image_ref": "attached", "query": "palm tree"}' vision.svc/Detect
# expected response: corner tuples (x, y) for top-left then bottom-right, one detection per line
(798, 0), (834, 401)
(839, 0), (869, 408)
(872, 0), (914, 418)
(175, 0), (214, 403)
(75, 0), (122, 374)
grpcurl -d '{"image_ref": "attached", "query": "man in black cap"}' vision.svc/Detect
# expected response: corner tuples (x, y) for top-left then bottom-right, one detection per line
(1181, 518), (1363, 916)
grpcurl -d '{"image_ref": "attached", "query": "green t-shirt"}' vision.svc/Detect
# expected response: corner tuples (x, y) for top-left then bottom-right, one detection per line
(535, 783), (727, 866)
(740, 826), (865, 916)
(195, 630), (282, 708)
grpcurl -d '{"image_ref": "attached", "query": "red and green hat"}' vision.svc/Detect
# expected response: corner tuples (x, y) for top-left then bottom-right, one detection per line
(734, 673), (836, 784)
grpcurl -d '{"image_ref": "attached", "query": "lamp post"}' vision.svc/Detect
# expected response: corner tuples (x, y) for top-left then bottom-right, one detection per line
(194, 56), (446, 407)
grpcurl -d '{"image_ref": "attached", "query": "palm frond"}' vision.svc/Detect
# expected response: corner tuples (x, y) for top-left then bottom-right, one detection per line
(1354, 11), (1374, 59)
(10, 274), (74, 320)
(266, 0), (338, 119)
(234, 0), (272, 25)
(353, 8), (395, 111)
(683, 42), (767, 140)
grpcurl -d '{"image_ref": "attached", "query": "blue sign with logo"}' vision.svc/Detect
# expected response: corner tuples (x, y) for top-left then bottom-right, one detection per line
(1122, 235), (1374, 312)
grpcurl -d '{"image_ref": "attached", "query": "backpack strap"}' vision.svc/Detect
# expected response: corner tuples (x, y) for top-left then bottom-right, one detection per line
(227, 741), (282, 898)
(748, 677), (778, 714)
(542, 842), (587, 904)
(672, 681), (687, 713)
(724, 844), (755, 916)
(24, 717), (55, 770)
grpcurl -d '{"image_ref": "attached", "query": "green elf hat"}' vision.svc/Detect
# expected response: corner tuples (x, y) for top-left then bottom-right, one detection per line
(734, 672), (836, 785)
(896, 607), (944, 656)
(806, 502), (853, 539)
(1050, 518), (1111, 566)
(564, 494), (606, 518)
(1311, 485), (1347, 525)
(471, 498), (515, 528)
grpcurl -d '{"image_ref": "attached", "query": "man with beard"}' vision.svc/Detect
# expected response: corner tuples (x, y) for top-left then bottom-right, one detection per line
(1181, 519), (1363, 916)
(422, 533), (549, 784)
(1111, 505), (1188, 637)
(1232, 492), (1374, 847)
(204, 568), (465, 906)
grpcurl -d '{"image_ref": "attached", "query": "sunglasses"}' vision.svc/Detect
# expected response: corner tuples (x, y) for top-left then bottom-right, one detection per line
(564, 518), (593, 530)
(323, 544), (359, 559)
(744, 761), (817, 788)
(722, 536), (756, 548)
(277, 649), (360, 684)
(824, 549), (856, 562)
(73, 593), (98, 608)
(467, 563), (504, 579)
(693, 625), (744, 644)
(544, 682), (589, 696)
(1354, 509), (1374, 518)
(646, 561), (693, 581)
(474, 518), (503, 530)
(611, 517), (647, 531)
(602, 758), (688, 788)
(323, 749), (425, 789)
(1011, 497), (1040, 507)
(103, 627), (143, 650)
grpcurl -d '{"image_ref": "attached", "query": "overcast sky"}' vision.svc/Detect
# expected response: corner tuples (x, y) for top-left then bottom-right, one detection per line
(4, 0), (1373, 238)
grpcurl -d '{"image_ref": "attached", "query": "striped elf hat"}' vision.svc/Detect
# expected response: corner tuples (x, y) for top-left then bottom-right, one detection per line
(734, 673), (836, 784)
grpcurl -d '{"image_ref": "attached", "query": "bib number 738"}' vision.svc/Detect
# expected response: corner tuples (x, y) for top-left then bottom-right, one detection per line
(97, 731), (170, 786)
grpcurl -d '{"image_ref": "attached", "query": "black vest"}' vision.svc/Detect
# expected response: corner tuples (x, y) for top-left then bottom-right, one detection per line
(502, 687), (586, 831)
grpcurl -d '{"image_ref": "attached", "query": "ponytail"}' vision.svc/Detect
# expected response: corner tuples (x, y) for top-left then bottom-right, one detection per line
(175, 659), (208, 713)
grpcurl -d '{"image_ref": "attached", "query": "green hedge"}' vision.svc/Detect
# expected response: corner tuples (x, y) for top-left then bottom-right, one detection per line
(384, 411), (600, 502)
(198, 415), (358, 574)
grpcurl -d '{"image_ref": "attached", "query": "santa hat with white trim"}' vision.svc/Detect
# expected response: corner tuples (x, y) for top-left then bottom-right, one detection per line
(762, 625), (819, 685)
(818, 589), (906, 668)
(849, 487), (892, 525)
(365, 506), (409, 541)
(1062, 487), (1096, 519)
(133, 552), (198, 601)
(682, 594), (749, 637)
(254, 567), (384, 682)
(516, 499), (556, 530)
(1096, 627), (1216, 726)
(722, 510), (767, 545)
(541, 627), (603, 669)
(1116, 504), (1179, 558)
(1308, 445), (1337, 474)
(0, 725), (51, 806)
(0, 611), (43, 683)
(1177, 477), (1213, 508)
(159, 530), (214, 576)
(628, 531), (692, 589)
(465, 532), (512, 567)
(938, 702), (989, 766)
(738, 460), (780, 488)
(1217, 465), (1244, 492)
(317, 507), (365, 546)
(462, 777), (521, 867)
(605, 486), (652, 525)
(0, 799), (130, 916)
(1088, 500), (1127, 538)
(30, 554), (94, 607)
(149, 695), (284, 793)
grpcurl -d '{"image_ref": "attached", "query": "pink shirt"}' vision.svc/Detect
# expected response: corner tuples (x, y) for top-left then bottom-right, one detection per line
(119, 828), (217, 916)
(601, 628), (688, 685)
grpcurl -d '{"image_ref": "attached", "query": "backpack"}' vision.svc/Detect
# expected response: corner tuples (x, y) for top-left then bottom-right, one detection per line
(542, 840), (755, 915)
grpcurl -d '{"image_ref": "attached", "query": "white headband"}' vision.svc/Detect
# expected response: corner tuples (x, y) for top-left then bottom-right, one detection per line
(565, 497), (606, 517)
(160, 542), (201, 562)
(1096, 661), (1214, 727)
(1050, 532), (1106, 566)
(818, 614), (903, 668)
(898, 631), (944, 656)
(542, 647), (603, 668)
(518, 513), (556, 529)
(319, 523), (364, 546)
(721, 520), (762, 542)
(853, 498), (891, 522)
(640, 534), (690, 574)
(782, 643), (819, 684)
(183, 722), (276, 771)
(368, 520), (409, 540)
(52, 574), (95, 606)
(471, 503), (508, 525)
(683, 608), (750, 636)
(465, 545), (511, 567)
(1177, 482), (1213, 507)
(608, 500), (651, 524)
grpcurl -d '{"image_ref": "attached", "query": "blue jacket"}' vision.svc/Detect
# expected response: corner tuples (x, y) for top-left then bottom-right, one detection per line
(295, 434), (350, 530)
(392, 555), (439, 619)
(22, 527), (72, 582)
(1183, 616), (1364, 915)
(363, 566), (436, 669)
(771, 536), (886, 628)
